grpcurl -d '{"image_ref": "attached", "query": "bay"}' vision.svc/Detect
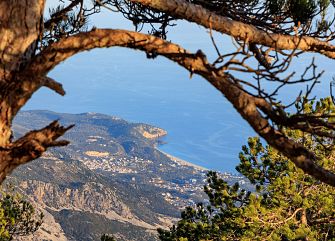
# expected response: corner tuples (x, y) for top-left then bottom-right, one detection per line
(24, 5), (334, 172)
(24, 48), (254, 173)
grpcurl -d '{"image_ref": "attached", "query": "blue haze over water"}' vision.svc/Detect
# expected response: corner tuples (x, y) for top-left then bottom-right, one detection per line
(24, 4), (335, 172)
(25, 47), (252, 173)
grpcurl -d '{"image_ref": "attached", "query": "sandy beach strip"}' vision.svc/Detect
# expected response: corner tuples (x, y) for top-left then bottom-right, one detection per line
(158, 149), (208, 171)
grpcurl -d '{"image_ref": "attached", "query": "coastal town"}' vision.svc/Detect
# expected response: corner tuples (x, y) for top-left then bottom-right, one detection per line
(73, 138), (245, 209)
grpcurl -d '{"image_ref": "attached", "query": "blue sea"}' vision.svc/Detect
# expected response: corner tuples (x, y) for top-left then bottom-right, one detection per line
(25, 47), (254, 173)
(24, 8), (334, 173)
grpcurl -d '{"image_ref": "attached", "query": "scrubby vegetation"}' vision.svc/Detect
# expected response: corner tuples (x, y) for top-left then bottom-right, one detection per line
(159, 98), (335, 240)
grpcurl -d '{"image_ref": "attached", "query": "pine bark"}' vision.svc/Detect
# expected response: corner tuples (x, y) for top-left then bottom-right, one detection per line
(0, 0), (44, 144)
(0, 0), (72, 183)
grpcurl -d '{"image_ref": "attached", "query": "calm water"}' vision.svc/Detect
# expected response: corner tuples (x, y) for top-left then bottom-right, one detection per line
(24, 48), (255, 173)
(25, 6), (334, 172)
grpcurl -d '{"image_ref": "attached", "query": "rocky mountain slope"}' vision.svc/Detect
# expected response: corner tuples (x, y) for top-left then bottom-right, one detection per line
(7, 110), (243, 241)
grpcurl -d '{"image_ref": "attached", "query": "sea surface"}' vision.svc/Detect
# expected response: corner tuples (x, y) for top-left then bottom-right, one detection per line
(25, 47), (255, 173)
(24, 8), (334, 173)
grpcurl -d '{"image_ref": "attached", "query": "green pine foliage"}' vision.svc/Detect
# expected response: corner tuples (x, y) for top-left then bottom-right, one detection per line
(192, 0), (331, 26)
(158, 98), (335, 241)
(101, 234), (116, 241)
(266, 0), (330, 24)
(0, 190), (43, 241)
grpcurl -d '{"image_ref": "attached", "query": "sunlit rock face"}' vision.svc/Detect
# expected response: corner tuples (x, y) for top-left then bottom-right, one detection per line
(10, 110), (241, 241)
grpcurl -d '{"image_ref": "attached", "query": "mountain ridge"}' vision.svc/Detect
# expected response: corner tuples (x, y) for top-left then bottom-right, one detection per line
(8, 110), (242, 241)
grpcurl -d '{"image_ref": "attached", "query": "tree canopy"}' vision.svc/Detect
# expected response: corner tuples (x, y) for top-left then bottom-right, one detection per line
(0, 189), (43, 240)
(158, 98), (335, 241)
(101, 234), (117, 241)
(1, 0), (335, 185)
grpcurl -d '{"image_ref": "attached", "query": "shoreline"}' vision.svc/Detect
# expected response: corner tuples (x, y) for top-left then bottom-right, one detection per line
(158, 149), (208, 171)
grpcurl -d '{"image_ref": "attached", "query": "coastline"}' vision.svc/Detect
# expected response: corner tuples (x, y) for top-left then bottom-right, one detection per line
(158, 149), (208, 171)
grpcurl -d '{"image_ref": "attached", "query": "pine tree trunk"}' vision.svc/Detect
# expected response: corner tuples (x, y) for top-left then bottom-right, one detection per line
(0, 1), (70, 183)
(0, 0), (44, 146)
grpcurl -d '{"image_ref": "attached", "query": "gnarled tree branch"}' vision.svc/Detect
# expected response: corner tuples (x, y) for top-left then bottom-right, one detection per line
(0, 121), (74, 183)
(129, 0), (335, 59)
